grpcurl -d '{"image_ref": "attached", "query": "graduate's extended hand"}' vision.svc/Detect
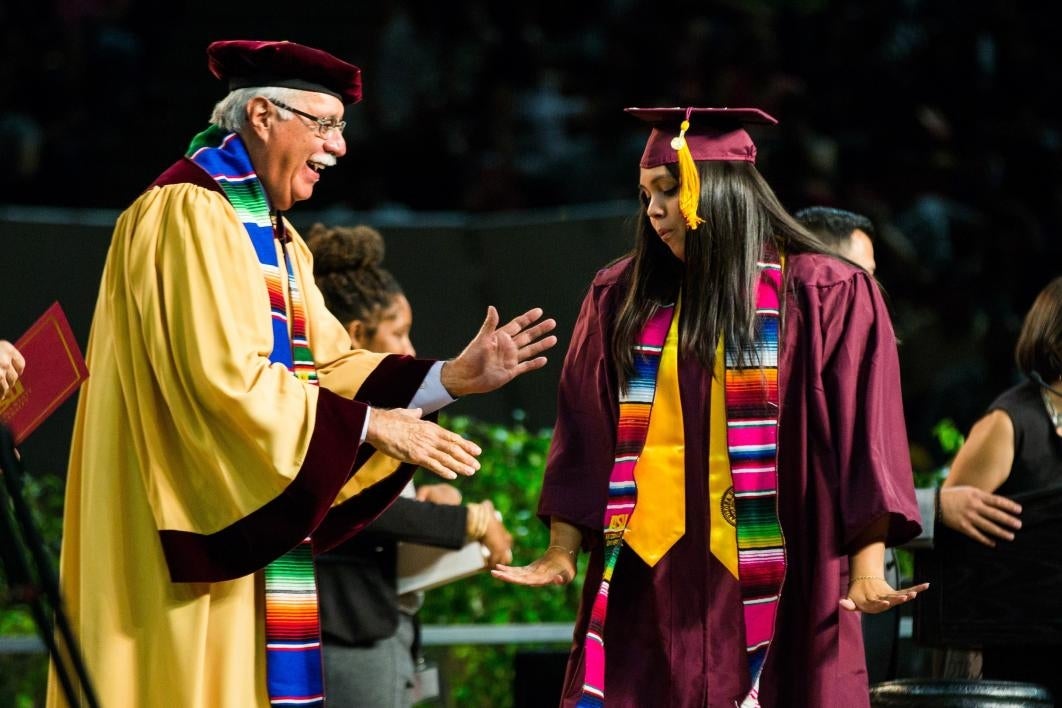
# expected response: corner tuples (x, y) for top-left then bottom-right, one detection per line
(839, 577), (929, 614)
(0, 340), (25, 399)
(940, 485), (1023, 547)
(491, 545), (576, 586)
(365, 407), (481, 480)
(440, 307), (557, 397)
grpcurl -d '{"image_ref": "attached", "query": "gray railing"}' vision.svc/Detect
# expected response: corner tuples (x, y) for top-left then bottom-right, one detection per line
(0, 623), (578, 655)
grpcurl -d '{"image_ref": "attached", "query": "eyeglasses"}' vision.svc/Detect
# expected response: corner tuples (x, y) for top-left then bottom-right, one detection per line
(268, 98), (346, 138)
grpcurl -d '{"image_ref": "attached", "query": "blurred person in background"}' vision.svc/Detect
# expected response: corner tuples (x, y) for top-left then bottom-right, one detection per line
(795, 205), (877, 275)
(797, 204), (1023, 546)
(306, 222), (514, 708)
(939, 275), (1062, 698)
(796, 204), (1023, 685)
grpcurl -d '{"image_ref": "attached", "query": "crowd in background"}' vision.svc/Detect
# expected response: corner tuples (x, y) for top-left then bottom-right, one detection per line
(2, 0), (1061, 466)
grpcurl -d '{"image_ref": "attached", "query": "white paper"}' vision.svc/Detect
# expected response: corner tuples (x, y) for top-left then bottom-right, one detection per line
(396, 540), (490, 595)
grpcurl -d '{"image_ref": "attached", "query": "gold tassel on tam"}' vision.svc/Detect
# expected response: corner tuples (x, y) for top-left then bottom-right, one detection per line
(671, 118), (705, 230)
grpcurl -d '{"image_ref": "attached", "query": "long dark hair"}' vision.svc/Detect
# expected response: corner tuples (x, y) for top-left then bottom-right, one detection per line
(612, 160), (831, 387)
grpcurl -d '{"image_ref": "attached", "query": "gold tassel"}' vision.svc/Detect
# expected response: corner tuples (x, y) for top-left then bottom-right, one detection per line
(670, 119), (705, 230)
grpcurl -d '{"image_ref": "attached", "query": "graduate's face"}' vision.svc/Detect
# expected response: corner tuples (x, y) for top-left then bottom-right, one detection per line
(351, 295), (415, 356)
(639, 165), (687, 261)
(249, 92), (347, 211)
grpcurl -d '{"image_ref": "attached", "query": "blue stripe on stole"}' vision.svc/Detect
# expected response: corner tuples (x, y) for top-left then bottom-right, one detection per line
(246, 222), (279, 264)
(755, 318), (779, 343)
(266, 647), (323, 698)
(270, 324), (293, 369)
(624, 358), (659, 403)
(257, 240), (291, 369)
(724, 319), (779, 367)
(267, 251), (298, 370)
(191, 137), (292, 368)
(631, 355), (658, 378)
(728, 446), (777, 462)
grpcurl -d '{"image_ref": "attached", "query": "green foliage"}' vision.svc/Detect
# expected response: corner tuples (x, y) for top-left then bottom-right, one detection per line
(418, 413), (576, 707)
(909, 418), (968, 490)
(931, 418), (966, 458)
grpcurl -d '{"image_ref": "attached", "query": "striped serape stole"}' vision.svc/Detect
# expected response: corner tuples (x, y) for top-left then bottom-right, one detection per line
(188, 126), (324, 706)
(728, 250), (786, 708)
(577, 305), (674, 708)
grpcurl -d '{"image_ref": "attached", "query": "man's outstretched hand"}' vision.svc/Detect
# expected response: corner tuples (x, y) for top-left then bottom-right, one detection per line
(366, 407), (482, 480)
(440, 307), (557, 398)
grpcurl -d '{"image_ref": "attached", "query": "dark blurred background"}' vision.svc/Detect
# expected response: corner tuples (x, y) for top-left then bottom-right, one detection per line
(2, 0), (1061, 477)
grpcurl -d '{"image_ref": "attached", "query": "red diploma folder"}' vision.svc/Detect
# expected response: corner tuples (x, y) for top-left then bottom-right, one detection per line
(0, 302), (89, 445)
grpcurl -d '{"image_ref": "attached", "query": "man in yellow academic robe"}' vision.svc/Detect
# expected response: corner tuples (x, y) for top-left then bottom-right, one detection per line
(47, 39), (555, 708)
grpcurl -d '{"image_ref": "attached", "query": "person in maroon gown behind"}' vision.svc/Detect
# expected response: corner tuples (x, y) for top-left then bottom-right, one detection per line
(493, 107), (927, 708)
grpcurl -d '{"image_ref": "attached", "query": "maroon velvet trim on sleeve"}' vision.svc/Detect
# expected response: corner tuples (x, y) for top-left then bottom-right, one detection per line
(354, 355), (436, 408)
(147, 157), (223, 194)
(158, 388), (367, 582)
(311, 407), (440, 554)
(310, 464), (415, 555)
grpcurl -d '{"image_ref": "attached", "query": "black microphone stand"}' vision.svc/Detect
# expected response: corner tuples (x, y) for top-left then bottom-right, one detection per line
(0, 424), (99, 707)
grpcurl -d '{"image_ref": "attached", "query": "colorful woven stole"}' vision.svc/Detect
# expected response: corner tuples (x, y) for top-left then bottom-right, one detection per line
(728, 255), (785, 708)
(578, 250), (786, 708)
(187, 126), (324, 707)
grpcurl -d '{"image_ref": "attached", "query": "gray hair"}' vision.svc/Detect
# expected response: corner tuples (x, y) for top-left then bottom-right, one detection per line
(209, 86), (316, 131)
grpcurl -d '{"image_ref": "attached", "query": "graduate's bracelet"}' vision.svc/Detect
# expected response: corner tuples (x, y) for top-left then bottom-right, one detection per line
(547, 544), (577, 560)
(849, 575), (885, 584)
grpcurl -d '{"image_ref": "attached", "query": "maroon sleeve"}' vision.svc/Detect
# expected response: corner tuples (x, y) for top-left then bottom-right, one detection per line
(537, 270), (624, 537)
(353, 354), (436, 408)
(310, 463), (416, 555)
(159, 388), (370, 582)
(309, 355), (439, 553)
(818, 270), (922, 550)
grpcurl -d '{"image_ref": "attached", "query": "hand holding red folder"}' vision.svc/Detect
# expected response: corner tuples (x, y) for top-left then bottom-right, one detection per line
(0, 339), (25, 399)
(0, 302), (89, 445)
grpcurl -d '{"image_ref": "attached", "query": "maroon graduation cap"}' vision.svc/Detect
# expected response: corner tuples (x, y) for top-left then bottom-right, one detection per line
(625, 106), (778, 228)
(207, 39), (363, 105)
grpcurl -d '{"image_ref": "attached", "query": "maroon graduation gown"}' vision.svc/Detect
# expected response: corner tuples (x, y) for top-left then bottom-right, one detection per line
(538, 252), (922, 708)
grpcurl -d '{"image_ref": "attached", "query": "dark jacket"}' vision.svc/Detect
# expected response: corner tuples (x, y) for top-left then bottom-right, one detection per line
(317, 495), (467, 645)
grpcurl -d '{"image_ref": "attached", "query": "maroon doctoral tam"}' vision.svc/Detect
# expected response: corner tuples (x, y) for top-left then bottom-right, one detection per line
(625, 107), (777, 167)
(207, 39), (362, 105)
